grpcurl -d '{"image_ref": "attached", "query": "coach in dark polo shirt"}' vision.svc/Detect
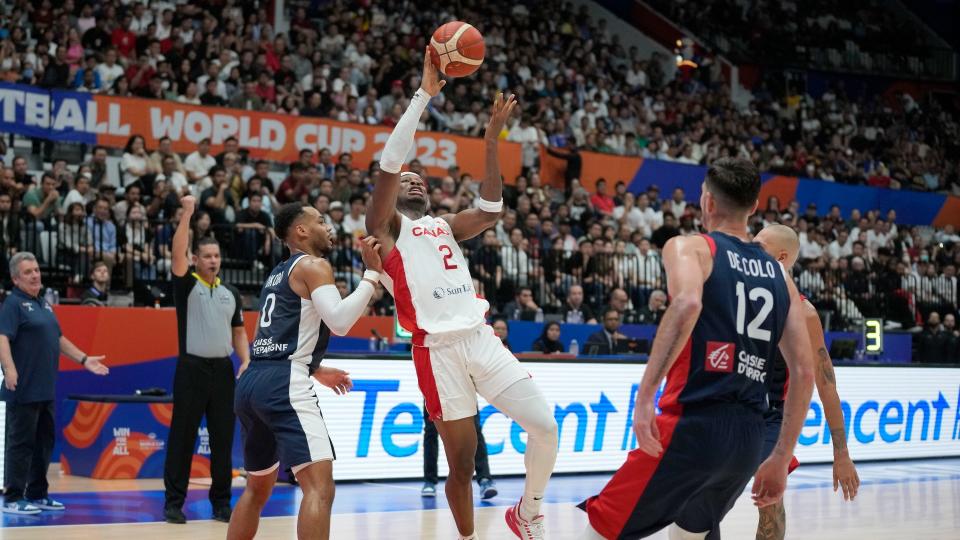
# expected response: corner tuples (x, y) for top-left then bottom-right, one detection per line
(163, 195), (249, 525)
(0, 252), (108, 515)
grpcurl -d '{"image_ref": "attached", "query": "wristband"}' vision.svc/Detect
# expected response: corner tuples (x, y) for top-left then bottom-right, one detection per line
(363, 270), (381, 283)
(477, 197), (504, 213)
(81, 355), (87, 365)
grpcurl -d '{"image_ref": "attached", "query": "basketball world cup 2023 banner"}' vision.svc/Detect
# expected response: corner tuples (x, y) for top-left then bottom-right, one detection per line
(0, 83), (522, 180)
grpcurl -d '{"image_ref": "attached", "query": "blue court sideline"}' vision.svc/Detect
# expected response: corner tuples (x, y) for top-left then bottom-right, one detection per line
(4, 459), (960, 528)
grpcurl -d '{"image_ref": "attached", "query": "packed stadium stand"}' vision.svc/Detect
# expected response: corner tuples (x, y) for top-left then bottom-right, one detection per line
(0, 0), (956, 362)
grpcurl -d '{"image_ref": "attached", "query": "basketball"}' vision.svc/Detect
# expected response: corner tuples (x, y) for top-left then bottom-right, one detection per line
(428, 21), (485, 78)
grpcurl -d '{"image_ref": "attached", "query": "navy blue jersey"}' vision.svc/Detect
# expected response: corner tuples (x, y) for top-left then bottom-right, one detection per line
(251, 253), (330, 373)
(659, 232), (790, 414)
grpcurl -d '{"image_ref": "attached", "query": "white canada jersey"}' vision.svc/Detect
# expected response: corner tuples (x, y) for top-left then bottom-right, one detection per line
(381, 214), (488, 337)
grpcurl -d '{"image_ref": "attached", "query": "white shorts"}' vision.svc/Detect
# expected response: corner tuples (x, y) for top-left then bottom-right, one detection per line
(413, 324), (530, 422)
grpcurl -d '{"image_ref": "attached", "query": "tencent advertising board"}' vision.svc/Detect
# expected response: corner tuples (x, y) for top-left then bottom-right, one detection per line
(316, 360), (960, 480)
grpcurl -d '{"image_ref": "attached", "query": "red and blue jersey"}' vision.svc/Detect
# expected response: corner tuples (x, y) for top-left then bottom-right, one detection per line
(659, 232), (791, 415)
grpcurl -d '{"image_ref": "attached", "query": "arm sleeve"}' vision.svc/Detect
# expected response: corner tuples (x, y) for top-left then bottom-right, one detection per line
(310, 281), (375, 336)
(379, 89), (431, 173)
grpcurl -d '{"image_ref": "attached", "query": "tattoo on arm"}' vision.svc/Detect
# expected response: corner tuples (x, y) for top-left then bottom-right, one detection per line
(818, 347), (837, 385)
(756, 501), (786, 540)
(830, 427), (848, 451)
(771, 409), (793, 457)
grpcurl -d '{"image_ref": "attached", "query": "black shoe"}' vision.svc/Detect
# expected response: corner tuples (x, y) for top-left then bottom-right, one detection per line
(164, 506), (187, 524)
(212, 505), (232, 523)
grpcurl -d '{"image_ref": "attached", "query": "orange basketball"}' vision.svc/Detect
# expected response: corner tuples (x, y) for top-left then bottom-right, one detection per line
(428, 21), (485, 78)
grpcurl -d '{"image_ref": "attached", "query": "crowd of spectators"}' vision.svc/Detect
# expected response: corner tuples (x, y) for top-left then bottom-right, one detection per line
(0, 1), (956, 361)
(0, 0), (956, 195)
(646, 0), (945, 76)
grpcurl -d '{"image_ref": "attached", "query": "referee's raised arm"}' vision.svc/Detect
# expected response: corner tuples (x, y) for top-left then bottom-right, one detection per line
(171, 195), (196, 277)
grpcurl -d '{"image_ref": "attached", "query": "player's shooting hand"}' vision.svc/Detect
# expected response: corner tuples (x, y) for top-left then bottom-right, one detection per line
(833, 454), (859, 501)
(485, 93), (517, 141)
(360, 235), (383, 273)
(632, 399), (662, 457)
(314, 366), (353, 395)
(420, 47), (446, 96)
(752, 457), (788, 507)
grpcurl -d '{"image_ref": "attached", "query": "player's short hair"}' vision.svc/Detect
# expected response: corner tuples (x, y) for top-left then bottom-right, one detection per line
(275, 202), (307, 241)
(704, 157), (761, 211)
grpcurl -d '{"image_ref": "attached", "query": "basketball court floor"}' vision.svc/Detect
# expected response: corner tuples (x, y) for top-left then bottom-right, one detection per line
(1, 459), (958, 539)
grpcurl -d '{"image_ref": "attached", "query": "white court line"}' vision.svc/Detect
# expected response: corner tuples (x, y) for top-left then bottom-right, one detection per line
(4, 504), (569, 530)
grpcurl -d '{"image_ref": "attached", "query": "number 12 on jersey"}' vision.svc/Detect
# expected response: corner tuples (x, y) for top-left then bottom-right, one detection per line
(735, 282), (773, 341)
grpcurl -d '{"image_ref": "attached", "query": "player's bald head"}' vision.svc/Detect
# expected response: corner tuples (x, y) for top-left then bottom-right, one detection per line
(755, 224), (800, 268)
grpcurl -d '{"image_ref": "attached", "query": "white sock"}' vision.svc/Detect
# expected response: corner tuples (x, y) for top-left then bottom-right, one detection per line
(459, 534), (478, 540)
(486, 378), (558, 521)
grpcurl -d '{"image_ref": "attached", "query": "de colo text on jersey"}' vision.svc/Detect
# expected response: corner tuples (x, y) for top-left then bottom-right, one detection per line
(726, 251), (778, 279)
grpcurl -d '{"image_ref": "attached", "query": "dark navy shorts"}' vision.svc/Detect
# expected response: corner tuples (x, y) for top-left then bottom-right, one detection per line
(579, 404), (765, 539)
(761, 403), (800, 474)
(234, 360), (335, 476)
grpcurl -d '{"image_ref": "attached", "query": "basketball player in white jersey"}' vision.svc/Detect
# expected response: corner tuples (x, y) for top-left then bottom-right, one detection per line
(228, 203), (383, 540)
(366, 50), (558, 540)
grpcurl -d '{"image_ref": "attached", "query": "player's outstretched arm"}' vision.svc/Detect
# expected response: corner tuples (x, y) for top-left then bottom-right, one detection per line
(443, 93), (517, 242)
(366, 48), (445, 238)
(753, 279), (815, 508)
(632, 235), (709, 456)
(804, 301), (859, 500)
(172, 195), (196, 277)
(297, 237), (383, 336)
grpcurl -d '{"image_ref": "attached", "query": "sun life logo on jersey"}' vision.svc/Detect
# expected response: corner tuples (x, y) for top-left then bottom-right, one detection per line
(705, 341), (735, 372)
(432, 283), (473, 301)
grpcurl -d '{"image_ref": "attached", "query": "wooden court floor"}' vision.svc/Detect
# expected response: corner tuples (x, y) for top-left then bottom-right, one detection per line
(1, 460), (958, 539)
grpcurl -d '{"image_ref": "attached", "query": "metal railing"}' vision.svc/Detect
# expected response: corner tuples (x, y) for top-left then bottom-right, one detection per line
(12, 217), (958, 331)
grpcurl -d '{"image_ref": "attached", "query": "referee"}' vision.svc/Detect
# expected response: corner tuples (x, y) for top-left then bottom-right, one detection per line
(164, 195), (249, 524)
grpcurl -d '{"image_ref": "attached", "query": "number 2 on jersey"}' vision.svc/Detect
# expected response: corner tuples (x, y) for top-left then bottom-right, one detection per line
(735, 282), (772, 341)
(439, 245), (458, 269)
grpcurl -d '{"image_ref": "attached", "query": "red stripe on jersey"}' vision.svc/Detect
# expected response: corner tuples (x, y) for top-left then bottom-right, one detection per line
(413, 346), (443, 421)
(383, 247), (426, 346)
(700, 233), (717, 257)
(583, 339), (692, 537)
(657, 338), (693, 415)
(583, 413), (682, 538)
